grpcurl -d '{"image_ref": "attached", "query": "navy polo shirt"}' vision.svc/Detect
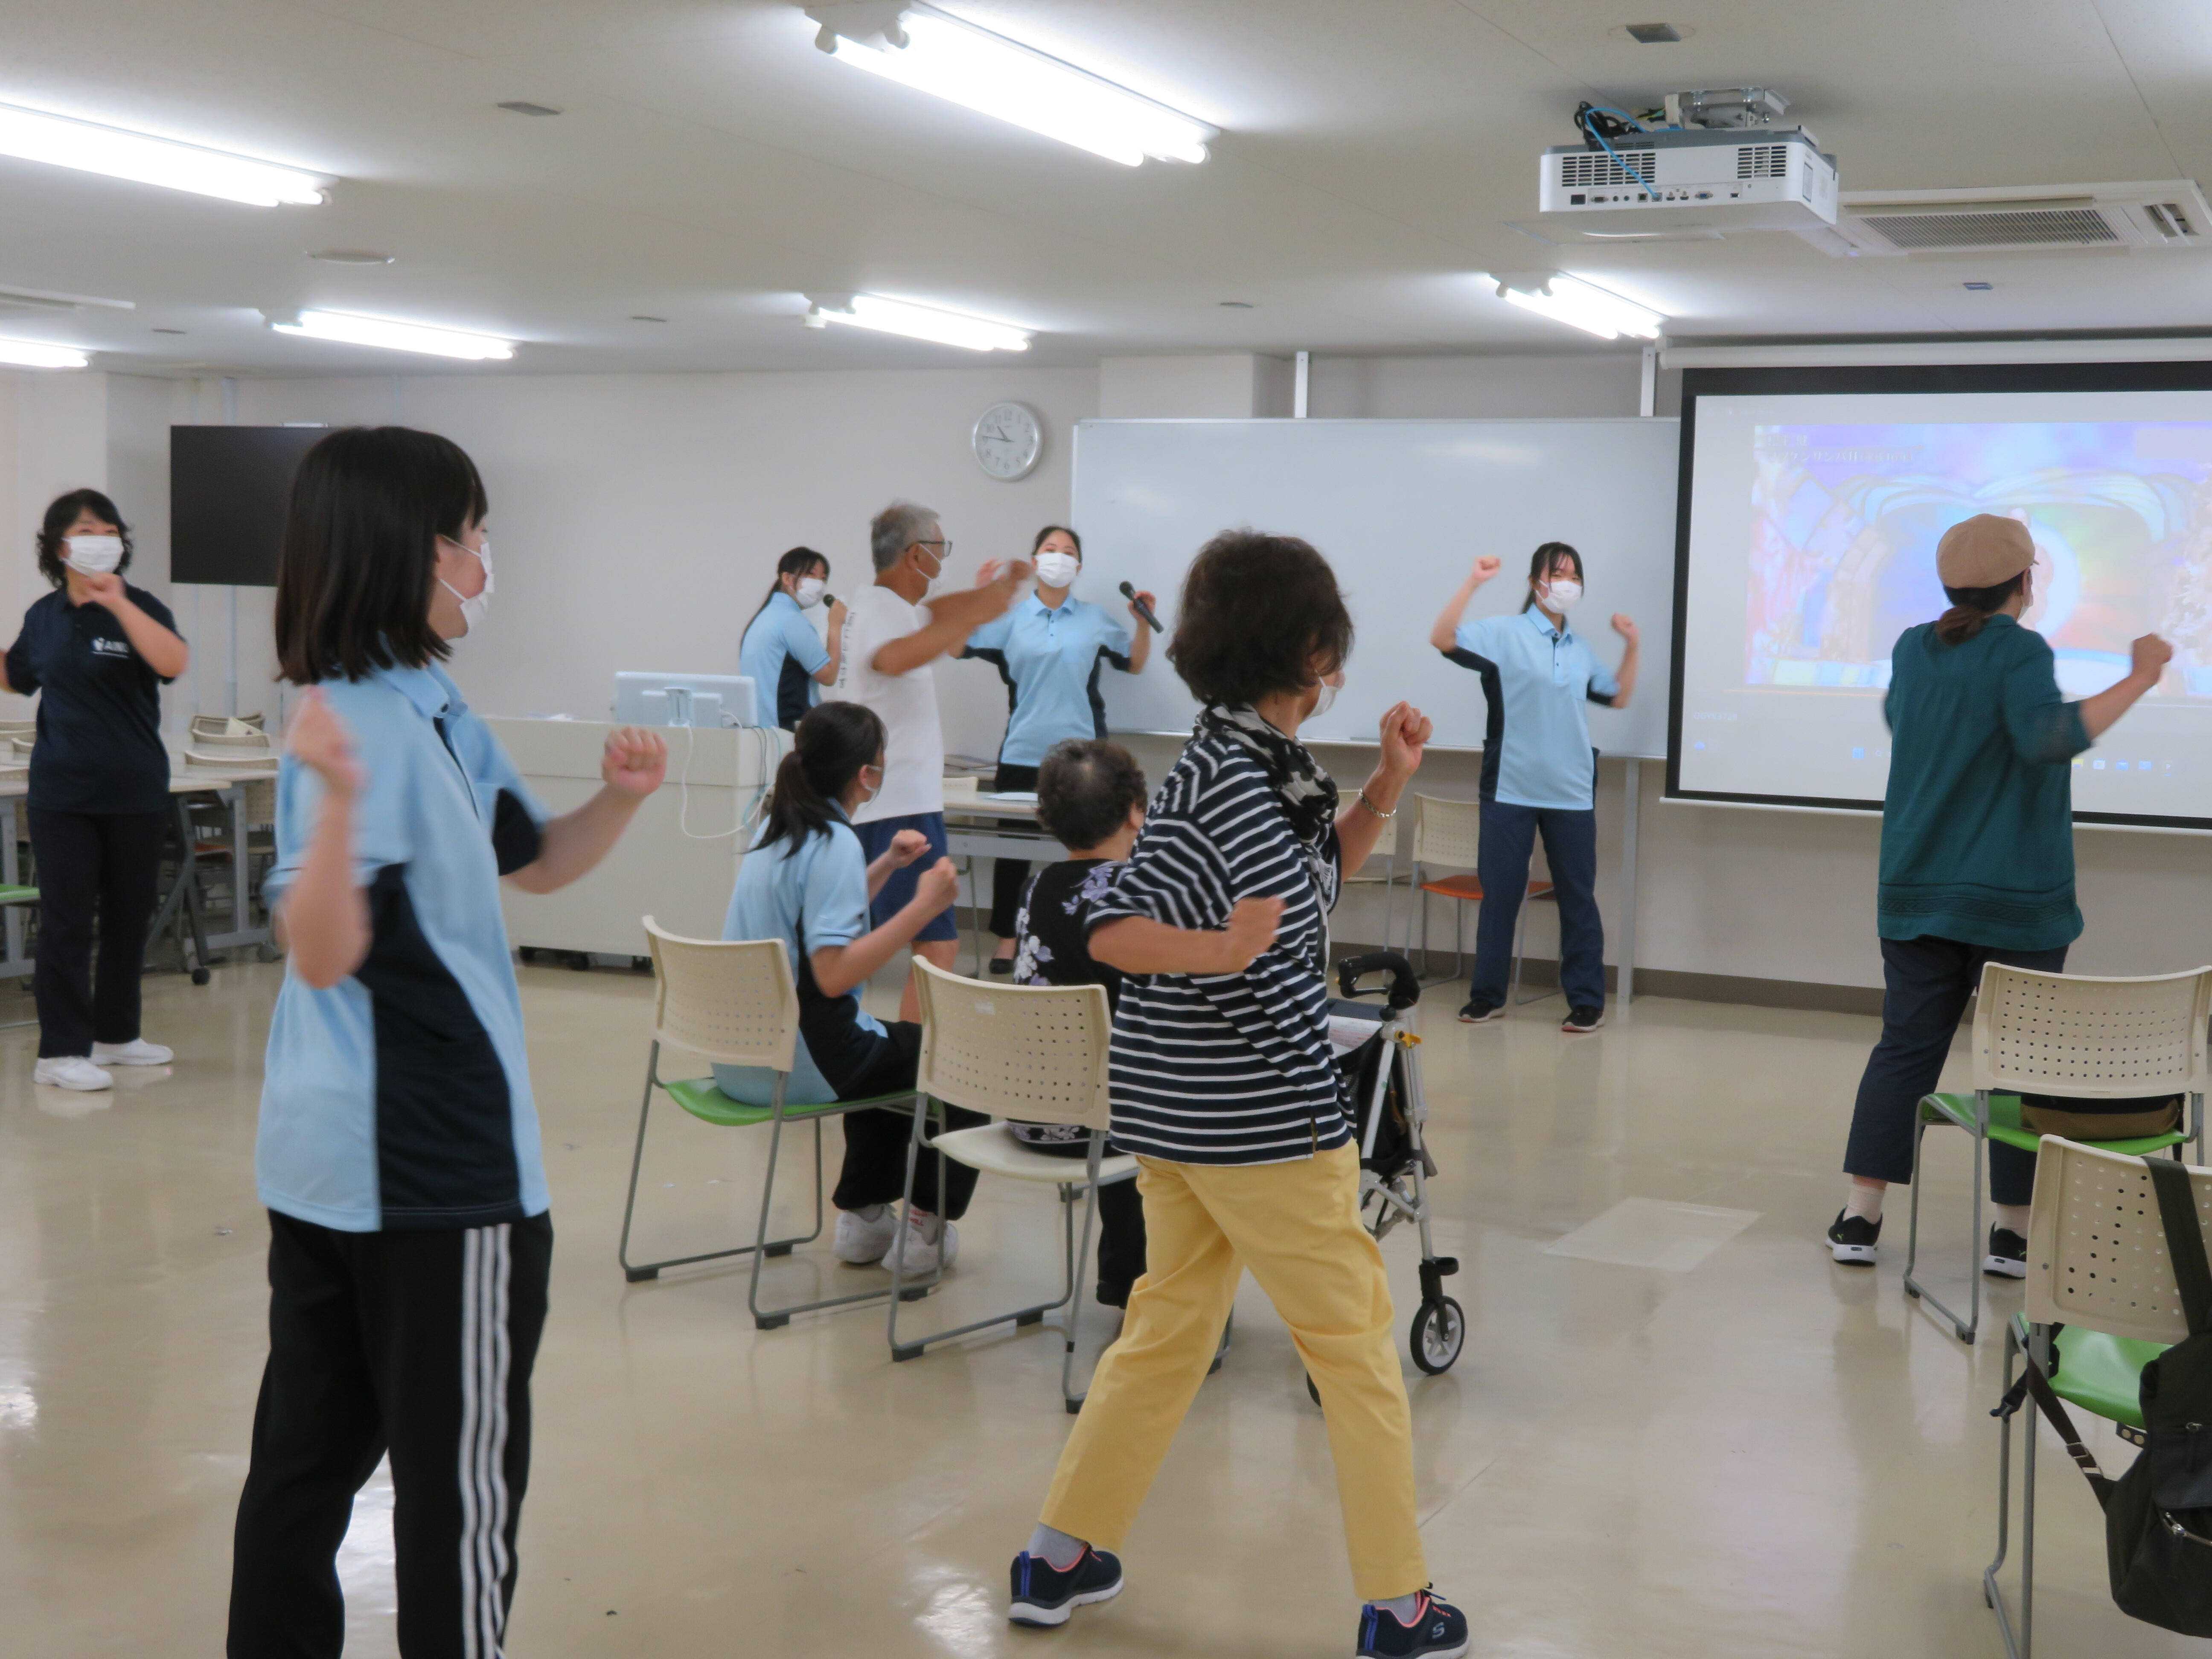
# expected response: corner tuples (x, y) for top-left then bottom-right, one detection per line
(257, 661), (551, 1232)
(1444, 610), (1620, 809)
(963, 594), (1133, 767)
(6, 583), (181, 815)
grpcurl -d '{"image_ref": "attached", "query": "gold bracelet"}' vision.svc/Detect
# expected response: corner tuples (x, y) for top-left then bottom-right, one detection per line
(1355, 791), (1396, 820)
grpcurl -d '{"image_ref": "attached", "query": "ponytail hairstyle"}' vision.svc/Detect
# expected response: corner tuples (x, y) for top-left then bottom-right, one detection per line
(744, 547), (830, 635)
(758, 700), (885, 852)
(1935, 573), (2026, 646)
(1519, 540), (1583, 614)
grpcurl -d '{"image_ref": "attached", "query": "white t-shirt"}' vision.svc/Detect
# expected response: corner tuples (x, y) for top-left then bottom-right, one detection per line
(835, 583), (944, 823)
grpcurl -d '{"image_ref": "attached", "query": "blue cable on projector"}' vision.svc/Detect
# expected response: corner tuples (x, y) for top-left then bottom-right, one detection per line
(1578, 106), (1656, 195)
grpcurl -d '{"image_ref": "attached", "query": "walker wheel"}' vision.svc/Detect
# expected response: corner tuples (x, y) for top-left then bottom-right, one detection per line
(191, 967), (212, 987)
(1410, 1296), (1465, 1374)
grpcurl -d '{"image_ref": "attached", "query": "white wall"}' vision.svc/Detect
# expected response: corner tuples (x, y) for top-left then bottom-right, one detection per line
(228, 364), (1099, 760)
(65, 345), (2197, 998)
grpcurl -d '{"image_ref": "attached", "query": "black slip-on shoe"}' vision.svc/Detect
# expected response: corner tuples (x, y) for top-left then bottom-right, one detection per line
(1561, 1005), (1606, 1033)
(1984, 1225), (2028, 1278)
(1457, 999), (1503, 1025)
(1827, 1209), (1880, 1265)
(1009, 1546), (1123, 1627)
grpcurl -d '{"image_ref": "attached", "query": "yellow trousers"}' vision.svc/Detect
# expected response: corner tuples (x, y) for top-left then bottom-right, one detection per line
(1040, 1140), (1427, 1599)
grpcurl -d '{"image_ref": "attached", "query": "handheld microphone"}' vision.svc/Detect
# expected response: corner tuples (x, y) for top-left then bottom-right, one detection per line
(1119, 581), (1163, 634)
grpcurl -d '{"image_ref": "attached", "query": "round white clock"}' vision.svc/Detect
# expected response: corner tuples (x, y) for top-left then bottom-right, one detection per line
(972, 401), (1043, 480)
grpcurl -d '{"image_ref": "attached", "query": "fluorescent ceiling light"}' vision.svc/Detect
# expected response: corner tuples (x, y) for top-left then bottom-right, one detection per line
(0, 102), (326, 207)
(0, 338), (90, 369)
(805, 293), (1030, 352)
(1489, 272), (1667, 341)
(809, 3), (1216, 167)
(270, 309), (515, 360)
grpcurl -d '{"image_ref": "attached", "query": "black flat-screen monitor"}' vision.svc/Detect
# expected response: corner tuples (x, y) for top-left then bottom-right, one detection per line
(170, 425), (326, 587)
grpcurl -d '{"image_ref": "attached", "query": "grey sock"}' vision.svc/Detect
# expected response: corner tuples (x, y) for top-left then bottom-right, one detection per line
(1372, 1592), (1422, 1623)
(1027, 1524), (1088, 1572)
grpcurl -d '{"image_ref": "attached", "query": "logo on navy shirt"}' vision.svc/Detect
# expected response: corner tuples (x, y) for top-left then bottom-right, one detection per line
(90, 637), (131, 658)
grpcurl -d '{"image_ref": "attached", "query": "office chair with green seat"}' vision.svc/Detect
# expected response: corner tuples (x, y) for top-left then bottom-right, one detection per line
(1985, 1136), (2212, 1659)
(617, 917), (934, 1330)
(1906, 960), (2212, 1344)
(0, 882), (36, 1029)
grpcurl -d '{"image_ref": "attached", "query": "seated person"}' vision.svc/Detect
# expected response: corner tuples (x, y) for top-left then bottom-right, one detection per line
(713, 700), (982, 1275)
(1008, 738), (1150, 1307)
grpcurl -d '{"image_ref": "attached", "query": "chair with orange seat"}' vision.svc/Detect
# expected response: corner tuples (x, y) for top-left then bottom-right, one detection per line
(1403, 793), (1556, 1003)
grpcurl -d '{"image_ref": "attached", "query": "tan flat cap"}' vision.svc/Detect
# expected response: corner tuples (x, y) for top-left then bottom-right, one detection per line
(1937, 513), (2035, 588)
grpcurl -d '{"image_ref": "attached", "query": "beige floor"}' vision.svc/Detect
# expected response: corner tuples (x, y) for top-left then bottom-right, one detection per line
(0, 958), (2198, 1658)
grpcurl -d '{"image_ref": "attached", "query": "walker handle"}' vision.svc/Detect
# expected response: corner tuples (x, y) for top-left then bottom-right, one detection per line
(1335, 952), (1421, 1011)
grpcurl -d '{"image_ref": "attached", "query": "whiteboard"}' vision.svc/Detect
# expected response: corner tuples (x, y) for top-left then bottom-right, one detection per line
(1071, 418), (1680, 756)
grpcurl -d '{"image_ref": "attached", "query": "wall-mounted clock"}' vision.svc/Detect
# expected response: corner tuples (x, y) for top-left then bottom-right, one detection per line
(973, 401), (1042, 480)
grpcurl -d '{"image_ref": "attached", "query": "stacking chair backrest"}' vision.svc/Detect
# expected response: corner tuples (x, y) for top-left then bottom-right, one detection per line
(641, 916), (799, 1072)
(912, 957), (1111, 1130)
(1972, 963), (2212, 1099)
(2026, 1137), (2212, 1343)
(1409, 795), (1482, 871)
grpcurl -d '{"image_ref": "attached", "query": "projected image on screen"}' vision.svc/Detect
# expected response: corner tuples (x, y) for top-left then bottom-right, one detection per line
(1674, 378), (2212, 827)
(1743, 420), (2212, 698)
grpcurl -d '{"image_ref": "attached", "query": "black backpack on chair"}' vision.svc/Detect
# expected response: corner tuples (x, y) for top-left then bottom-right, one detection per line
(2105, 1157), (2212, 1636)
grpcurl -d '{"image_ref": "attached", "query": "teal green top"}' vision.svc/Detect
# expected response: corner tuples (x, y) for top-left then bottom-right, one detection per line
(1878, 614), (2091, 950)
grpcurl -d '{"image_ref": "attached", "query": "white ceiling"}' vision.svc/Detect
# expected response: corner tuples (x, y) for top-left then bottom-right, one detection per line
(6, 0), (2212, 378)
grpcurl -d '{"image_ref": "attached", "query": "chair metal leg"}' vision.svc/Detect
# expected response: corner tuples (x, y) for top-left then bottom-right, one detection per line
(1991, 1327), (2035, 1659)
(619, 1048), (826, 1285)
(889, 1102), (1086, 1365)
(1903, 1090), (1985, 1342)
(1061, 1143), (1106, 1412)
(749, 1085), (915, 1330)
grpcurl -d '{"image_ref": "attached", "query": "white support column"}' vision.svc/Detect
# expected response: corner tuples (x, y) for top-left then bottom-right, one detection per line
(1619, 757), (1641, 1006)
(1294, 350), (1310, 418)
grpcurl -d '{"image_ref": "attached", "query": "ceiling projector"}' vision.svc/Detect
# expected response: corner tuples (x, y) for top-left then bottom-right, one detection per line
(1537, 89), (1839, 242)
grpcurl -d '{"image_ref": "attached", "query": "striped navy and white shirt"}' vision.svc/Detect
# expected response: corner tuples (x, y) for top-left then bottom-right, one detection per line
(1087, 731), (1349, 1165)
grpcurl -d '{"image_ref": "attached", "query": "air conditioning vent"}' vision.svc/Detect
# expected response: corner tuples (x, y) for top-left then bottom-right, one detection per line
(1824, 180), (2212, 256)
(1858, 207), (2122, 250)
(1736, 145), (1789, 179)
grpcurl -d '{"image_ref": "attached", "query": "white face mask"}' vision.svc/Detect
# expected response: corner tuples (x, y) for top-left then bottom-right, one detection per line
(793, 576), (827, 610)
(439, 536), (493, 637)
(1034, 550), (1080, 590)
(64, 534), (125, 575)
(1542, 577), (1582, 614)
(1310, 674), (1342, 719)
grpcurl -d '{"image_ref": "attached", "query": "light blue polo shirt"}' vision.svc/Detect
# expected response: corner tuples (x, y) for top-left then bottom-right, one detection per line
(1446, 610), (1621, 810)
(739, 590), (830, 731)
(963, 593), (1134, 767)
(713, 814), (887, 1107)
(258, 662), (551, 1233)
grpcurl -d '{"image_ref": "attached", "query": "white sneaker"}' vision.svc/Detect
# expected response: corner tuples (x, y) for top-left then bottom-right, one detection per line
(92, 1039), (173, 1066)
(833, 1204), (899, 1265)
(892, 1210), (960, 1277)
(35, 1057), (113, 1092)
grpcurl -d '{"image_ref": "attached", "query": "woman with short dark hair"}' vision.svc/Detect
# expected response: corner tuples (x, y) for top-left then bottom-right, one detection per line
(232, 425), (667, 1654)
(739, 546), (846, 730)
(1007, 531), (1469, 1659)
(962, 524), (1154, 972)
(3, 488), (189, 1092)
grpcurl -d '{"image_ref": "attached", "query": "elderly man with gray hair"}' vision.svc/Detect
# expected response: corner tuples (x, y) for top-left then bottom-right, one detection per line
(834, 500), (1030, 1021)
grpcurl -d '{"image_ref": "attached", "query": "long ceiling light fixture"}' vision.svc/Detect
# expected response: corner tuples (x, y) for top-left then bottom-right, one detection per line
(0, 338), (90, 369)
(0, 102), (327, 207)
(805, 292), (1031, 352)
(1487, 271), (1667, 341)
(806, 2), (1217, 167)
(268, 309), (515, 360)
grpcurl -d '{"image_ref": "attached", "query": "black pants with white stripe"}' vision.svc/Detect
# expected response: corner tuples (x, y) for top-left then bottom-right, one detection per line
(228, 1211), (553, 1659)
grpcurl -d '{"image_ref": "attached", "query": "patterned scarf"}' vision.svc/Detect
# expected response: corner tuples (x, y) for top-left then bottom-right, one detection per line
(1196, 704), (1339, 972)
(1196, 703), (1339, 847)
